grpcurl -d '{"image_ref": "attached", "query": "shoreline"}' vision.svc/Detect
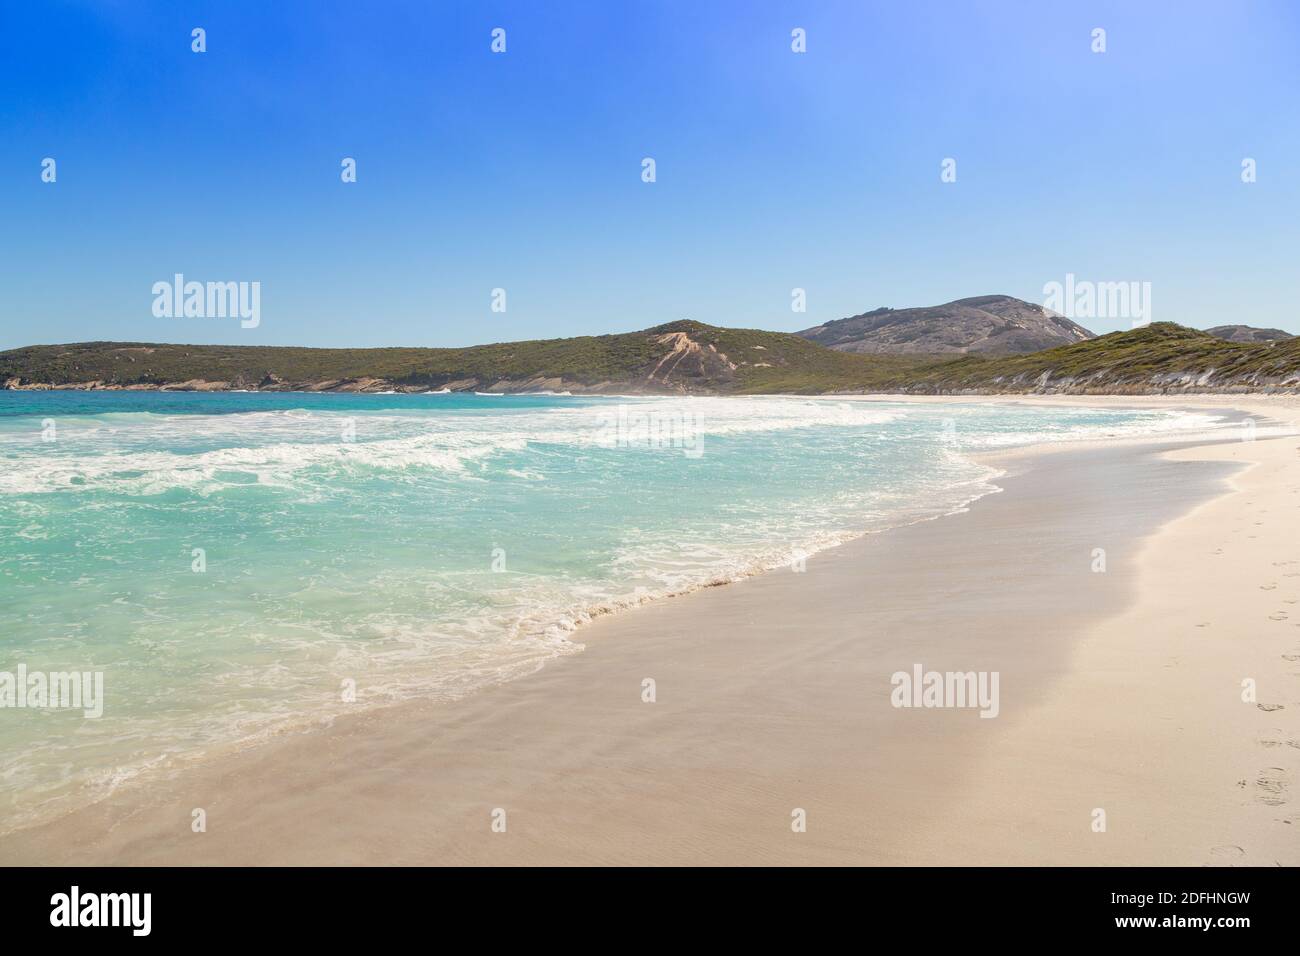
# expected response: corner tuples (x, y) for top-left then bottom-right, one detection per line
(2, 396), (1293, 864)
(0, 401), (1012, 839)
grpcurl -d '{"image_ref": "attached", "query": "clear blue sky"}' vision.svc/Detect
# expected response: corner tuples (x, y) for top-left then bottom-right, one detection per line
(1, 0), (1297, 349)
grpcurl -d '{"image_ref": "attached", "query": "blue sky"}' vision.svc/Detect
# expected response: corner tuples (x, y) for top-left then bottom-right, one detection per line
(1, 0), (1297, 349)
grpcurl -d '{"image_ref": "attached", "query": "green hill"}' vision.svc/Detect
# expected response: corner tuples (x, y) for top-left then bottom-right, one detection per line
(897, 323), (1300, 393)
(2, 321), (1298, 395)
(0, 322), (920, 394)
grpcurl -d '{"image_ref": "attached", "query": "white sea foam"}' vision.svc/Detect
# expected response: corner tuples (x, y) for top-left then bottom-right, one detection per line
(960, 408), (1232, 447)
(0, 398), (903, 496)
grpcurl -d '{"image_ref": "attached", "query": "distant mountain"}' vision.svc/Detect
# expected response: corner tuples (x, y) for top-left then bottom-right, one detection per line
(1204, 325), (1292, 343)
(797, 294), (1095, 355)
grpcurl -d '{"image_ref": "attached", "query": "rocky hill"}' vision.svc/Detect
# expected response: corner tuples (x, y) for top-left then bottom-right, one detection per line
(797, 295), (1096, 355)
(1205, 325), (1292, 343)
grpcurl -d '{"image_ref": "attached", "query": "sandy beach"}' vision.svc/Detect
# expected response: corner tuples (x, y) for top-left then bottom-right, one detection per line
(2, 395), (1297, 866)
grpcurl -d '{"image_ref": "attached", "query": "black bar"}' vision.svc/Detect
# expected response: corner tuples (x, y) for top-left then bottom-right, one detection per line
(4, 866), (1293, 942)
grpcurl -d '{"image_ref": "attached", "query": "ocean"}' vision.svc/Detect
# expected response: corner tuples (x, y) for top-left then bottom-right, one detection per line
(0, 391), (1228, 831)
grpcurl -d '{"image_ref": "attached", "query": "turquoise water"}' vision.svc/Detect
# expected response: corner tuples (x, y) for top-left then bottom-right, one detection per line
(0, 391), (1226, 830)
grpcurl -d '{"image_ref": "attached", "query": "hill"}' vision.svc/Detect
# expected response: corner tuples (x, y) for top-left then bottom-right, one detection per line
(796, 295), (1095, 355)
(1204, 324), (1292, 343)
(0, 323), (922, 396)
(896, 322), (1300, 393)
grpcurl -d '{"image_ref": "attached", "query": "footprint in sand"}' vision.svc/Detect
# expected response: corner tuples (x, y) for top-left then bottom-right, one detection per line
(1208, 844), (1246, 860)
(1254, 768), (1288, 806)
(1261, 583), (1278, 591)
(1256, 731), (1300, 749)
(1282, 652), (1300, 662)
(1269, 612), (1288, 621)
(1257, 703), (1286, 712)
